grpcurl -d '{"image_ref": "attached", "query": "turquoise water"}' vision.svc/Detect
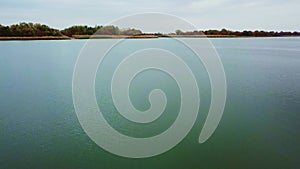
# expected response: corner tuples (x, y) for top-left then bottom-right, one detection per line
(0, 38), (300, 169)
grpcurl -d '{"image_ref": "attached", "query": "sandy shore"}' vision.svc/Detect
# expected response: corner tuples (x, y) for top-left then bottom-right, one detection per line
(0, 36), (71, 40)
(1, 34), (297, 40)
(0, 35), (161, 40)
(72, 35), (159, 39)
(73, 34), (237, 39)
(167, 35), (237, 38)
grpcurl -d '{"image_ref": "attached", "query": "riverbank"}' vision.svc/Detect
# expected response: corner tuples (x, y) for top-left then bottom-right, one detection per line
(168, 35), (237, 38)
(1, 34), (299, 40)
(0, 35), (159, 40)
(0, 36), (71, 40)
(72, 34), (159, 39)
(72, 34), (237, 39)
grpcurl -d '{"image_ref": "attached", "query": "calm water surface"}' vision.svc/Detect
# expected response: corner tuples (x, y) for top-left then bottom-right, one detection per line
(0, 38), (300, 169)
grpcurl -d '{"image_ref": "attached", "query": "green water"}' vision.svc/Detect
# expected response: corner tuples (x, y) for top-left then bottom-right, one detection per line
(0, 38), (300, 169)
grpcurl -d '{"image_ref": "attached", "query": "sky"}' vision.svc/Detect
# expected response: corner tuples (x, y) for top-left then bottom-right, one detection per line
(1, 0), (299, 31)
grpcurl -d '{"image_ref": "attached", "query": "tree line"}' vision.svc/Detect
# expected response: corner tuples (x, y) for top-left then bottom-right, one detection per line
(61, 25), (142, 36)
(175, 28), (300, 37)
(0, 23), (62, 36)
(0, 22), (142, 37)
(0, 22), (299, 37)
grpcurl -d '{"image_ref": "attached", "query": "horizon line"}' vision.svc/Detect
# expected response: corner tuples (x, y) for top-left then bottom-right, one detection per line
(1, 21), (300, 33)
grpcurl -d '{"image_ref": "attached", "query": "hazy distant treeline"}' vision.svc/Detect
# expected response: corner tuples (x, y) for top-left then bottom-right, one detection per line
(62, 25), (142, 36)
(0, 22), (299, 37)
(175, 29), (300, 37)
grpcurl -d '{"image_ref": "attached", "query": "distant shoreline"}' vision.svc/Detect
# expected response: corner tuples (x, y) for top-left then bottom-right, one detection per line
(1, 34), (300, 41)
(1, 22), (300, 40)
(0, 36), (70, 40)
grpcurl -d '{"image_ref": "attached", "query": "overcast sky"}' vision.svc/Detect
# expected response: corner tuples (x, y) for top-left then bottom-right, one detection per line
(1, 0), (299, 31)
